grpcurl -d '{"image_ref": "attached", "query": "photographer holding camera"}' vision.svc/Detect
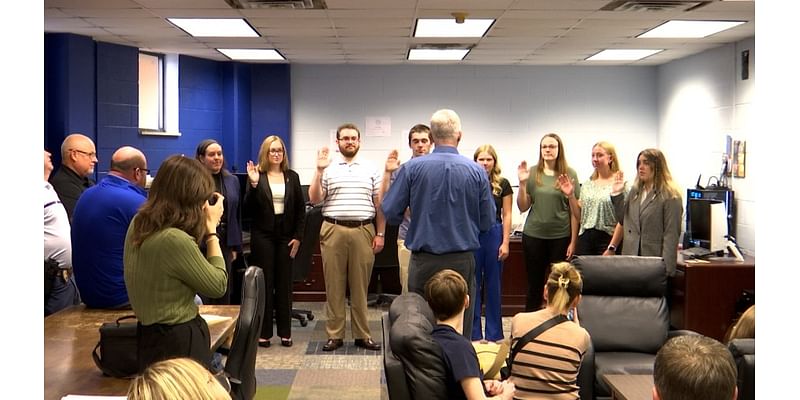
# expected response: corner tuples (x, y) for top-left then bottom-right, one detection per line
(123, 155), (228, 373)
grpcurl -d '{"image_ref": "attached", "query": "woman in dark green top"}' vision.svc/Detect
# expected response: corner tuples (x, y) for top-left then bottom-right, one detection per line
(124, 155), (228, 372)
(516, 133), (579, 311)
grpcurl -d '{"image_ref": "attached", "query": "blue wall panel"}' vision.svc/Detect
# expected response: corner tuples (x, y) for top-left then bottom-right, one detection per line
(250, 64), (291, 164)
(96, 41), (139, 173)
(44, 33), (96, 169)
(223, 63), (251, 172)
(180, 55), (225, 166)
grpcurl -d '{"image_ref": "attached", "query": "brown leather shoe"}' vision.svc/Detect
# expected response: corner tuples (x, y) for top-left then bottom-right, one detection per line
(354, 338), (381, 351)
(322, 338), (343, 351)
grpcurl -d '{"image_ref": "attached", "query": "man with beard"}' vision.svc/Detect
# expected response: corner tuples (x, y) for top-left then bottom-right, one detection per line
(382, 109), (496, 338)
(309, 123), (385, 351)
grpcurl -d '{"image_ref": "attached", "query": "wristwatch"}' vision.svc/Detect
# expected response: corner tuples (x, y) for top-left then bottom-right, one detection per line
(376, 232), (385, 237)
(607, 244), (617, 252)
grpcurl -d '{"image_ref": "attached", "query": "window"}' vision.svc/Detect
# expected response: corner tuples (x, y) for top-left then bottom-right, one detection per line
(139, 52), (163, 131)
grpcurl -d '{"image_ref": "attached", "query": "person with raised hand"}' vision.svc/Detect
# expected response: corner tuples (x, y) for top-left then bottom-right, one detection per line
(244, 135), (305, 348)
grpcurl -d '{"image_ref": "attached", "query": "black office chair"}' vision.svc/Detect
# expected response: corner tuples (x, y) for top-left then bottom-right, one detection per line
(224, 266), (265, 400)
(290, 204), (322, 326)
(368, 223), (400, 307)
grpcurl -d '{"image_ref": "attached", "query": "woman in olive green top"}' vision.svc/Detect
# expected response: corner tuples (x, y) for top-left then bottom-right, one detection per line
(516, 133), (579, 311)
(124, 155), (228, 373)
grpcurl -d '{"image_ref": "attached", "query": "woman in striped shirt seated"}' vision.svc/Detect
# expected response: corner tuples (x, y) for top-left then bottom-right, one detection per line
(508, 262), (590, 399)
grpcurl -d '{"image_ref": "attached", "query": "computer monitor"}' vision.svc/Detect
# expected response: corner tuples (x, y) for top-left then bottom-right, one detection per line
(684, 188), (735, 249)
(687, 199), (727, 253)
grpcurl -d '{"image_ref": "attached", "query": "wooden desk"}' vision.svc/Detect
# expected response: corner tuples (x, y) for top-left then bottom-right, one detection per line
(44, 305), (239, 400)
(603, 374), (654, 400)
(669, 254), (755, 341)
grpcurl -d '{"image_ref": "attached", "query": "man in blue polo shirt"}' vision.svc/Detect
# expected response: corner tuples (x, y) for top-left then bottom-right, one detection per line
(382, 109), (496, 338)
(72, 146), (149, 309)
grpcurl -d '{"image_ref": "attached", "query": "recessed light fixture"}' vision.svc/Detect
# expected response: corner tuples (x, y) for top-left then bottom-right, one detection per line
(586, 49), (663, 61)
(414, 18), (494, 38)
(408, 48), (470, 61)
(217, 49), (285, 61)
(638, 20), (745, 39)
(168, 18), (259, 37)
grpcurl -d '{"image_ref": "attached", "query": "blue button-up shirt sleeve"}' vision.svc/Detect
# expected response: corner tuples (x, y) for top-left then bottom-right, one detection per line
(381, 165), (409, 225)
(477, 172), (496, 233)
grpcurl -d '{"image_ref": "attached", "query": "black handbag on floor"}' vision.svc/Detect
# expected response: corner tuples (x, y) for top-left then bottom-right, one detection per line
(92, 315), (139, 378)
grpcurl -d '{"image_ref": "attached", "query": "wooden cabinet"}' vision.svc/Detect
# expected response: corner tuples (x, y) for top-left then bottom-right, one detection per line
(501, 238), (527, 316)
(669, 255), (755, 341)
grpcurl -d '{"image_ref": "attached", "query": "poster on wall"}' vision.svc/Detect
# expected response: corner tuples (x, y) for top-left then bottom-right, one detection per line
(365, 116), (391, 137)
(732, 140), (746, 178)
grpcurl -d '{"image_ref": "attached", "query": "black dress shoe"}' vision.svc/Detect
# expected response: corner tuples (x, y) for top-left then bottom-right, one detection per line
(322, 338), (343, 351)
(354, 338), (381, 351)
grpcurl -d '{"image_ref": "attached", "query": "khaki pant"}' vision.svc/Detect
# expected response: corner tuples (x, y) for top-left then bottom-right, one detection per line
(397, 239), (411, 295)
(319, 221), (375, 340)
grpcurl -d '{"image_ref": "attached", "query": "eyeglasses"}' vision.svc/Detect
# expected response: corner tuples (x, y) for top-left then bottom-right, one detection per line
(269, 149), (285, 154)
(71, 149), (98, 159)
(136, 167), (150, 174)
(338, 137), (359, 143)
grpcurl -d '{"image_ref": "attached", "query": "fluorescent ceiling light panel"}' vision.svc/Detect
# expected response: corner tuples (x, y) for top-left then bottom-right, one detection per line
(408, 48), (470, 61)
(168, 18), (259, 37)
(638, 20), (745, 38)
(217, 49), (285, 61)
(586, 49), (663, 61)
(414, 19), (494, 38)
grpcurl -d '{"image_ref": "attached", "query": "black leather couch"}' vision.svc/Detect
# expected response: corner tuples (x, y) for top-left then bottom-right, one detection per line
(728, 338), (754, 400)
(572, 255), (697, 400)
(381, 292), (448, 400)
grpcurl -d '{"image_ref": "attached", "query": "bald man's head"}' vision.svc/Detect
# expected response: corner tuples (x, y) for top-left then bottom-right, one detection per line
(60, 133), (97, 177)
(109, 146), (148, 187)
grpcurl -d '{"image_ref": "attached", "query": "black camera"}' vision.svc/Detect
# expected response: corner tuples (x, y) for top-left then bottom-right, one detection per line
(208, 193), (219, 206)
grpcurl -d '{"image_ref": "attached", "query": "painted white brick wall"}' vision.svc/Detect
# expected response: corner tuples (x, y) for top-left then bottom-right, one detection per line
(657, 37), (755, 255)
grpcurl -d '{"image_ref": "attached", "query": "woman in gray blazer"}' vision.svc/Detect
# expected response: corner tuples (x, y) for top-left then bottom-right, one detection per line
(610, 148), (683, 276)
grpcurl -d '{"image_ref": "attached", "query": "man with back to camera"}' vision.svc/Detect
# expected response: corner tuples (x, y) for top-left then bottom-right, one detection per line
(382, 109), (496, 338)
(380, 123), (433, 294)
(50, 133), (98, 221)
(44, 149), (81, 316)
(72, 146), (149, 309)
(309, 123), (385, 351)
(652, 335), (738, 400)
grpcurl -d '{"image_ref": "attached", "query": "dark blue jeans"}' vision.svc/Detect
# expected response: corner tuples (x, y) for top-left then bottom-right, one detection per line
(472, 222), (504, 341)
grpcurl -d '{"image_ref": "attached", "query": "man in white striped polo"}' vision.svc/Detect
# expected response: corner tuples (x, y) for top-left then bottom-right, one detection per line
(309, 123), (385, 352)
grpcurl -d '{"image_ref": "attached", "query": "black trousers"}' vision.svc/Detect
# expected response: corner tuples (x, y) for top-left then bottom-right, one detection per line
(251, 220), (293, 340)
(202, 231), (234, 305)
(521, 234), (570, 311)
(575, 228), (613, 256)
(137, 313), (211, 373)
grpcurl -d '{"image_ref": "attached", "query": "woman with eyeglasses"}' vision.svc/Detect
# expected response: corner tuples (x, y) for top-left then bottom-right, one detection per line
(195, 139), (243, 305)
(516, 133), (579, 312)
(245, 136), (305, 348)
(610, 148), (683, 276)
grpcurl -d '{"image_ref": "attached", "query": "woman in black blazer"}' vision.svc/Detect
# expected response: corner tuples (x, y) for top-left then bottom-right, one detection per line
(245, 135), (305, 348)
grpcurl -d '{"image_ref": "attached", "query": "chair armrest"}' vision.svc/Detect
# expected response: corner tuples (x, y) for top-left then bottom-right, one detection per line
(578, 339), (595, 400)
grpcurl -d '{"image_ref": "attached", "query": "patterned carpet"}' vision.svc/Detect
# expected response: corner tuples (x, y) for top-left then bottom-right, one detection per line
(252, 301), (514, 400)
(252, 301), (391, 400)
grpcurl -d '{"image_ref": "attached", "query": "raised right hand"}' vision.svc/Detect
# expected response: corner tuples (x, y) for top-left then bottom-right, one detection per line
(611, 171), (625, 195)
(517, 160), (529, 182)
(385, 149), (400, 173)
(317, 147), (331, 171)
(246, 160), (259, 185)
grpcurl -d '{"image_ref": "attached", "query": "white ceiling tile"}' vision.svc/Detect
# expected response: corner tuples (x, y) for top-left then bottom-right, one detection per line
(44, 0), (755, 65)
(46, 0), (141, 8)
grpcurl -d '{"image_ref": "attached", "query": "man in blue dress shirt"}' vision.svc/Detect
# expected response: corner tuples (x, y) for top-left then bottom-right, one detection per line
(382, 109), (496, 338)
(72, 146), (148, 309)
